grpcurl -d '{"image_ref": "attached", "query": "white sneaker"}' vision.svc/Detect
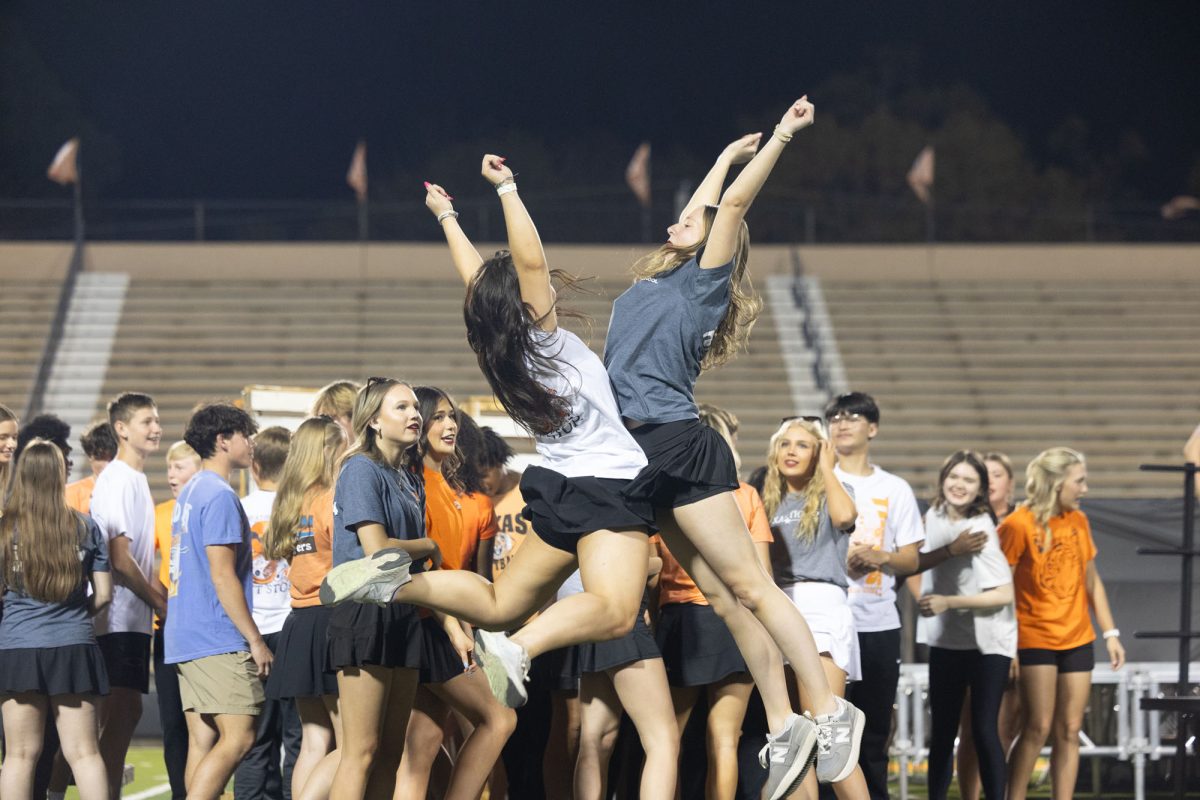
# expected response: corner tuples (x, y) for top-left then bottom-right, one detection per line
(759, 712), (818, 800)
(474, 628), (530, 708)
(319, 547), (412, 607)
(810, 696), (866, 783)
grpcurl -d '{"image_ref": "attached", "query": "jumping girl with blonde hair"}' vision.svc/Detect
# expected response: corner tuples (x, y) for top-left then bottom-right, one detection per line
(1002, 447), (1124, 800)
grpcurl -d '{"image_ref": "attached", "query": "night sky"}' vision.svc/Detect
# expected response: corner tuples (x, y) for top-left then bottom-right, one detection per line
(7, 1), (1200, 202)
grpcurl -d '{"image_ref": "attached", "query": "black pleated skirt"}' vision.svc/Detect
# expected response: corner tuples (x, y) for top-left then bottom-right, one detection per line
(267, 605), (339, 699)
(326, 601), (422, 672)
(656, 602), (749, 687)
(0, 643), (109, 697)
(624, 419), (739, 509)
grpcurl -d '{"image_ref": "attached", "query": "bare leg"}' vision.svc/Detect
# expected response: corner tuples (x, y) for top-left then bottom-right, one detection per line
(328, 666), (417, 800)
(544, 688), (581, 799)
(705, 676), (754, 800)
(293, 696), (339, 800)
(429, 668), (518, 800)
(575, 672), (623, 800)
(1, 694), (50, 800)
(394, 688), (447, 800)
(98, 686), (142, 798)
(1007, 664), (1058, 800)
(51, 696), (109, 800)
(657, 518), (792, 733)
(670, 496), (837, 716)
(787, 658), (868, 800)
(183, 711), (219, 792)
(610, 658), (678, 800)
(186, 713), (258, 800)
(1050, 671), (1092, 800)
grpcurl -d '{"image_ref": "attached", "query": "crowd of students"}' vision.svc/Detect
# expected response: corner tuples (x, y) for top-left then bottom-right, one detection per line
(0, 91), (1171, 800)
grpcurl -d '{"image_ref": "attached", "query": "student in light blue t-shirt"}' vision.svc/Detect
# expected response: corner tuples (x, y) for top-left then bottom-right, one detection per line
(166, 403), (270, 800)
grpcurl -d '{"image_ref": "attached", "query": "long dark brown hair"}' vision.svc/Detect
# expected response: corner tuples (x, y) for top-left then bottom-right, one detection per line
(463, 251), (586, 436)
(0, 440), (84, 602)
(414, 386), (466, 493)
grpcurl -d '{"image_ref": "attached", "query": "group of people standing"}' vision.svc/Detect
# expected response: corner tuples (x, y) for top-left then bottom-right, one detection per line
(0, 90), (1139, 800)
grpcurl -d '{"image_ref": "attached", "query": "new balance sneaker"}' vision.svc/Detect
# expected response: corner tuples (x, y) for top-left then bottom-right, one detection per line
(474, 628), (530, 708)
(318, 547), (413, 607)
(811, 696), (866, 784)
(759, 712), (818, 800)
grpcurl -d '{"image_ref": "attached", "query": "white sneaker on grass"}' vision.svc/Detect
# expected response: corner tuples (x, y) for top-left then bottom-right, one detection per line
(474, 628), (530, 708)
(318, 547), (413, 607)
(759, 712), (818, 800)
(810, 696), (866, 784)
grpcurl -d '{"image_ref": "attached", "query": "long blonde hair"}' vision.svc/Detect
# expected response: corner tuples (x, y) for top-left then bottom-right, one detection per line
(697, 403), (741, 471)
(341, 378), (420, 471)
(264, 417), (346, 561)
(761, 420), (828, 542)
(0, 440), (83, 602)
(630, 205), (761, 370)
(1022, 447), (1086, 528)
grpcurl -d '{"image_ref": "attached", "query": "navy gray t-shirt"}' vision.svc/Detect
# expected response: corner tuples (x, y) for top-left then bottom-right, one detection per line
(332, 454), (426, 567)
(0, 513), (110, 649)
(769, 486), (855, 589)
(604, 256), (732, 424)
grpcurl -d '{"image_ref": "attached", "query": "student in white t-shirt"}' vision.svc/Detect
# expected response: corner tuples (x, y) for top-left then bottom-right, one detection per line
(90, 391), (165, 800)
(916, 451), (1015, 800)
(234, 426), (301, 800)
(824, 392), (924, 800)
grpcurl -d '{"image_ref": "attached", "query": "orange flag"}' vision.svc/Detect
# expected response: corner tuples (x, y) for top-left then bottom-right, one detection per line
(47, 137), (80, 185)
(1161, 195), (1200, 220)
(906, 145), (935, 204)
(347, 141), (367, 203)
(626, 142), (651, 208)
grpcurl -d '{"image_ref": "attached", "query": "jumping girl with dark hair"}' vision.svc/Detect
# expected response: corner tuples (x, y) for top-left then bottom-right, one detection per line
(394, 386), (515, 800)
(601, 96), (862, 794)
(322, 154), (679, 799)
(0, 440), (113, 800)
(916, 450), (1016, 800)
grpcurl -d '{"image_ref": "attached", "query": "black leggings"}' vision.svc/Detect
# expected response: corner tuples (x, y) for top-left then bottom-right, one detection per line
(927, 647), (1011, 800)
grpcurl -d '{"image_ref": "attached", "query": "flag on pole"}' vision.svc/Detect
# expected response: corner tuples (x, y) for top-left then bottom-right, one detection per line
(347, 140), (368, 203)
(1161, 195), (1200, 220)
(906, 145), (935, 204)
(626, 142), (651, 208)
(47, 137), (80, 185)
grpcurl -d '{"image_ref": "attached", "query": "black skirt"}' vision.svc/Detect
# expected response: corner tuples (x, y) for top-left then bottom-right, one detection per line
(656, 602), (749, 687)
(520, 466), (656, 554)
(267, 606), (339, 699)
(0, 643), (109, 697)
(326, 601), (422, 672)
(624, 419), (739, 509)
(530, 644), (582, 692)
(577, 597), (660, 674)
(418, 615), (468, 685)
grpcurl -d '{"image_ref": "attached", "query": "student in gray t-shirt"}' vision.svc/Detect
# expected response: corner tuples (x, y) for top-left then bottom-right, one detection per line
(0, 440), (113, 800)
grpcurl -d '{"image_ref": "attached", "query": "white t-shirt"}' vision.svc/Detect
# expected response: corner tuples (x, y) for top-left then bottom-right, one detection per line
(241, 489), (291, 635)
(530, 328), (648, 480)
(917, 508), (1016, 658)
(835, 464), (925, 632)
(90, 459), (156, 636)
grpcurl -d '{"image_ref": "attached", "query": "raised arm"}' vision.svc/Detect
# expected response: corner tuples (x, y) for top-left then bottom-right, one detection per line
(480, 154), (557, 331)
(678, 133), (763, 223)
(425, 183), (484, 286)
(700, 96), (814, 269)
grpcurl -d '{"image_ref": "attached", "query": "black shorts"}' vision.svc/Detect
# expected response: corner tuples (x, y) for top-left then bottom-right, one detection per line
(326, 601), (422, 672)
(97, 632), (152, 693)
(520, 466), (656, 555)
(266, 605), (339, 700)
(656, 602), (749, 687)
(418, 616), (468, 685)
(0, 644), (109, 697)
(1018, 642), (1095, 673)
(623, 419), (739, 510)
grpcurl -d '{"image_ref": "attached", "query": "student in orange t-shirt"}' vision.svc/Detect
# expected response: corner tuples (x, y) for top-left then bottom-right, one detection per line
(395, 387), (515, 800)
(152, 440), (201, 800)
(652, 405), (775, 800)
(65, 421), (118, 514)
(259, 416), (346, 800)
(1002, 448), (1124, 800)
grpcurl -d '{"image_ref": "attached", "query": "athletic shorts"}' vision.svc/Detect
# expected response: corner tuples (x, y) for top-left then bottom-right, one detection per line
(1017, 642), (1095, 673)
(97, 632), (152, 693)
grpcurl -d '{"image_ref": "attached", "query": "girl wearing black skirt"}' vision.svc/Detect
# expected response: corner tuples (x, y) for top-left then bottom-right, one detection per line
(322, 156), (673, 799)
(0, 440), (113, 800)
(325, 380), (440, 800)
(261, 415), (347, 800)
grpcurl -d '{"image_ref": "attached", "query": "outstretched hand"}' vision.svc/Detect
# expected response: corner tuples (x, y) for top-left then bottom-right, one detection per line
(481, 154), (514, 186)
(778, 95), (816, 136)
(722, 133), (762, 165)
(424, 182), (455, 217)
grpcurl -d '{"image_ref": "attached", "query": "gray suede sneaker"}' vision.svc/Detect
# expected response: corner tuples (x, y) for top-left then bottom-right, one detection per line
(474, 628), (530, 708)
(811, 696), (866, 784)
(759, 712), (818, 800)
(318, 547), (412, 607)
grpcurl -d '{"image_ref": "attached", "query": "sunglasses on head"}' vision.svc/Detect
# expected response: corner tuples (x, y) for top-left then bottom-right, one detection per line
(780, 415), (825, 425)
